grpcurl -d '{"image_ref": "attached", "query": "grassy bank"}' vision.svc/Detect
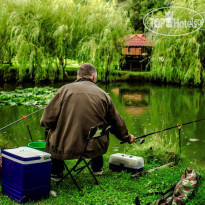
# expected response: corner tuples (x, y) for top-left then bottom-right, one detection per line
(0, 64), (153, 84)
(0, 135), (204, 204)
(0, 61), (202, 87)
(2, 64), (204, 87)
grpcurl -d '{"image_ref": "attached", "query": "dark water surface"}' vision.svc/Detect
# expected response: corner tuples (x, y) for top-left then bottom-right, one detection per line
(0, 82), (205, 167)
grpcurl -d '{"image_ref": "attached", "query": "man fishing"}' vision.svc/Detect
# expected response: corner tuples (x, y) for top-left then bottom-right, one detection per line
(40, 63), (135, 180)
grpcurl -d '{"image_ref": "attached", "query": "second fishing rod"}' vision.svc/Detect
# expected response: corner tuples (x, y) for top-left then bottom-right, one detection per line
(0, 107), (45, 132)
(120, 118), (205, 144)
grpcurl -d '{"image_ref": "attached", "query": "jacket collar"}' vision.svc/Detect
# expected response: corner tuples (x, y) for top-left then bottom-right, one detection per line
(75, 77), (95, 84)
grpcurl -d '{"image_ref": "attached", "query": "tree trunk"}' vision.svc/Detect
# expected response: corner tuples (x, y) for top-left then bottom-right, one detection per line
(1, 55), (4, 65)
(105, 68), (110, 84)
(9, 47), (12, 66)
(59, 57), (66, 81)
(199, 66), (203, 87)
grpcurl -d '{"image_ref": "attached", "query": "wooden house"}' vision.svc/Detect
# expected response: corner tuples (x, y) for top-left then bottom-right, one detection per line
(121, 34), (152, 71)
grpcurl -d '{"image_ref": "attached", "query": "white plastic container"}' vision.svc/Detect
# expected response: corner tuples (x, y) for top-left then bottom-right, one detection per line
(109, 153), (144, 174)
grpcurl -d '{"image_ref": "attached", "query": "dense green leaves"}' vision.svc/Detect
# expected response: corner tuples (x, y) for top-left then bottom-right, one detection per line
(149, 0), (205, 85)
(118, 0), (170, 32)
(0, 87), (57, 106)
(0, 0), (132, 82)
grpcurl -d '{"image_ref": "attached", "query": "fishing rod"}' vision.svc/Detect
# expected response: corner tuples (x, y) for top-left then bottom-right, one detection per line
(121, 118), (205, 144)
(0, 107), (45, 132)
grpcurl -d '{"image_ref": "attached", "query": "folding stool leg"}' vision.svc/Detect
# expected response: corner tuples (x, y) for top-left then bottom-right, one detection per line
(57, 162), (82, 192)
(83, 159), (99, 185)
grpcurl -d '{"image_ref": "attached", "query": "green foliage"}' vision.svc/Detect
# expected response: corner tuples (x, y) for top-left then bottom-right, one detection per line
(150, 0), (205, 86)
(118, 0), (170, 32)
(128, 134), (178, 165)
(0, 0), (132, 83)
(0, 133), (15, 149)
(0, 87), (57, 106)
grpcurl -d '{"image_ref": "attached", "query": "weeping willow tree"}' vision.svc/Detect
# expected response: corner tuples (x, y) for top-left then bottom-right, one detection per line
(76, 0), (133, 82)
(0, 0), (57, 81)
(148, 0), (205, 86)
(0, 1), (13, 66)
(0, 0), (132, 82)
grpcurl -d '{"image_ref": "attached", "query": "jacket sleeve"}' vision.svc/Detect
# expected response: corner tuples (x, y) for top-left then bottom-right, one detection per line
(107, 97), (130, 142)
(40, 91), (62, 129)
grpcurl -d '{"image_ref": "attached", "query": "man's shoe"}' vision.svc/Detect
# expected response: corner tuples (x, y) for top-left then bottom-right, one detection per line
(93, 170), (103, 176)
(51, 173), (63, 182)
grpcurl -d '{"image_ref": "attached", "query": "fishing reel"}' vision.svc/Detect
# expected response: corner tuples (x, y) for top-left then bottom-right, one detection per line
(120, 137), (145, 144)
(137, 138), (145, 144)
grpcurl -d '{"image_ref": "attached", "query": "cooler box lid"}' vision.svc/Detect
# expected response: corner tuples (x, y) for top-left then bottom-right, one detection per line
(2, 147), (51, 162)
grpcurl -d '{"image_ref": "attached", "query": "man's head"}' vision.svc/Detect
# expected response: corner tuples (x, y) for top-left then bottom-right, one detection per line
(77, 63), (97, 83)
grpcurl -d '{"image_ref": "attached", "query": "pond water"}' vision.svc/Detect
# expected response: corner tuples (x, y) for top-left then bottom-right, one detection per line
(0, 82), (205, 167)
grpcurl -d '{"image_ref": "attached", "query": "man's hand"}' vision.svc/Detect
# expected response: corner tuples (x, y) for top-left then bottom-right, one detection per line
(129, 134), (135, 144)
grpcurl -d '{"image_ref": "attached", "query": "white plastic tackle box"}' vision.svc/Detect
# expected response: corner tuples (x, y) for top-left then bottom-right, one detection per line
(109, 153), (144, 174)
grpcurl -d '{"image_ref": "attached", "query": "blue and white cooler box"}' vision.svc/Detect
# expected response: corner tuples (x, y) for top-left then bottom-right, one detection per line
(1, 147), (51, 203)
(109, 153), (144, 174)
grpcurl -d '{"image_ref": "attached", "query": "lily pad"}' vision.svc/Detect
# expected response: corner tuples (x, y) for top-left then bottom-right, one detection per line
(0, 87), (57, 107)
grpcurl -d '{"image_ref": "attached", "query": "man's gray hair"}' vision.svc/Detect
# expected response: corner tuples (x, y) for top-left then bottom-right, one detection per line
(77, 63), (97, 78)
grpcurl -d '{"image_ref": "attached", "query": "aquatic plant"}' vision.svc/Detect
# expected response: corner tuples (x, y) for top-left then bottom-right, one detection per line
(0, 87), (57, 106)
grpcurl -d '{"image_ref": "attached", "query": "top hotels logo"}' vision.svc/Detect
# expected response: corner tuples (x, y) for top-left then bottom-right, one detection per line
(143, 6), (204, 36)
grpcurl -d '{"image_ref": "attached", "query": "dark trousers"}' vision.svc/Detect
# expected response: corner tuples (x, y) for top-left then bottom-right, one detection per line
(51, 156), (103, 175)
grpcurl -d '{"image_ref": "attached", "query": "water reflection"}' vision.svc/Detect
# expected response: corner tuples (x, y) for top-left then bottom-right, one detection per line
(124, 107), (149, 116)
(111, 87), (150, 116)
(111, 88), (120, 95)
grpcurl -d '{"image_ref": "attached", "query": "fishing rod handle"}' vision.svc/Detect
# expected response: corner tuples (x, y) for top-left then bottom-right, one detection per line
(120, 135), (146, 144)
(120, 136), (137, 144)
(120, 134), (133, 144)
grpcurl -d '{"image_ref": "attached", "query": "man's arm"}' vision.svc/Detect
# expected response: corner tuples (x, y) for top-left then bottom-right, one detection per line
(107, 97), (134, 143)
(40, 91), (62, 130)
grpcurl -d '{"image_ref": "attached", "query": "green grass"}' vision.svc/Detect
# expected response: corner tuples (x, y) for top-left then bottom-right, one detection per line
(0, 59), (163, 84)
(0, 63), (153, 84)
(110, 70), (152, 82)
(0, 135), (205, 204)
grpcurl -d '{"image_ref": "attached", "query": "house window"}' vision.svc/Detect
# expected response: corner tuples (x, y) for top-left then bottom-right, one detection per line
(128, 47), (133, 53)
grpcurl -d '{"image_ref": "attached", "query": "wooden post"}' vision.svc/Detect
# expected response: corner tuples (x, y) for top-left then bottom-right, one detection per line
(131, 162), (175, 178)
(130, 62), (132, 71)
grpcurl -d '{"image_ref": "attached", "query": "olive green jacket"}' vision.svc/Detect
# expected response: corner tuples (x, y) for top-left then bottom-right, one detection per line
(40, 78), (129, 160)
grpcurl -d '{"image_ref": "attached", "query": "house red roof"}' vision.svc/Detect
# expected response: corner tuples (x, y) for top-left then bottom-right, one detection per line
(123, 34), (153, 47)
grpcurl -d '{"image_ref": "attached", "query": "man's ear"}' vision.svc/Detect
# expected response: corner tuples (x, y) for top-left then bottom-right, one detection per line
(93, 75), (97, 83)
